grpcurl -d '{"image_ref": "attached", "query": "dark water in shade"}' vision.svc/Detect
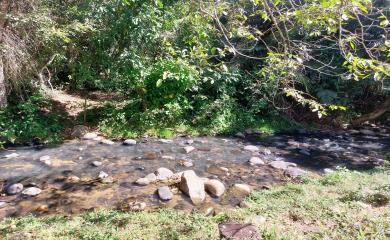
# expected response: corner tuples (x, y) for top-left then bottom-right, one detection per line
(0, 126), (388, 218)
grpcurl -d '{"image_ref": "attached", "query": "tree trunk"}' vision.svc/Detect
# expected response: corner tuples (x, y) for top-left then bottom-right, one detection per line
(0, 0), (11, 108)
(352, 98), (390, 126)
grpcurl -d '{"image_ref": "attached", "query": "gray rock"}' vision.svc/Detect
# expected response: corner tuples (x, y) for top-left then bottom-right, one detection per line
(158, 139), (173, 143)
(4, 153), (19, 158)
(5, 183), (24, 195)
(263, 148), (272, 155)
(123, 139), (137, 145)
(0, 201), (7, 208)
(128, 201), (146, 211)
(182, 160), (194, 167)
(249, 157), (265, 165)
(39, 155), (51, 162)
(100, 139), (114, 145)
(179, 170), (205, 205)
(204, 179), (225, 197)
(22, 187), (42, 196)
(155, 168), (174, 180)
(269, 160), (297, 170)
(285, 167), (307, 178)
(235, 132), (245, 138)
(183, 146), (195, 153)
(145, 173), (157, 182)
(243, 145), (259, 152)
(71, 125), (89, 138)
(82, 132), (98, 140)
(158, 186), (173, 201)
(98, 171), (108, 179)
(231, 184), (252, 196)
(135, 177), (150, 186)
(91, 161), (103, 167)
(185, 139), (194, 145)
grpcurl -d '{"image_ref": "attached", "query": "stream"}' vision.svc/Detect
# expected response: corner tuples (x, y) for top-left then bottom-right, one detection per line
(0, 126), (389, 219)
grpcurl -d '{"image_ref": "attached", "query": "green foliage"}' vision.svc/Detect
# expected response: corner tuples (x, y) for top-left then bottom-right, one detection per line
(0, 96), (63, 146)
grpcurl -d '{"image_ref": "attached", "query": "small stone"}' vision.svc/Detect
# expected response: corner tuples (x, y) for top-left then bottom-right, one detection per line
(219, 223), (260, 240)
(67, 175), (80, 183)
(204, 179), (225, 197)
(263, 148), (272, 155)
(249, 157), (265, 165)
(78, 156), (83, 160)
(158, 139), (173, 143)
(269, 160), (297, 170)
(98, 171), (108, 179)
(323, 168), (335, 174)
(179, 170), (205, 205)
(232, 184), (252, 195)
(39, 155), (51, 162)
(82, 132), (98, 140)
(185, 139), (194, 145)
(101, 176), (114, 183)
(235, 132), (245, 138)
(4, 153), (19, 158)
(145, 173), (157, 182)
(135, 178), (150, 186)
(243, 145), (259, 152)
(285, 167), (307, 178)
(0, 202), (7, 208)
(182, 160), (194, 167)
(219, 167), (229, 172)
(128, 201), (146, 211)
(183, 146), (195, 153)
(155, 168), (174, 180)
(123, 139), (137, 145)
(158, 186), (173, 201)
(22, 187), (42, 196)
(162, 155), (175, 160)
(5, 183), (23, 195)
(91, 161), (103, 167)
(100, 139), (114, 145)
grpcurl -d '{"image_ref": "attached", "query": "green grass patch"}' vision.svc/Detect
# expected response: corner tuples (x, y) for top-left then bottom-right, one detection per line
(1, 168), (389, 239)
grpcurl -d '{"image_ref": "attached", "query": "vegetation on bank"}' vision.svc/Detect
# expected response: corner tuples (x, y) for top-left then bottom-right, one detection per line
(0, 168), (389, 240)
(0, 0), (388, 145)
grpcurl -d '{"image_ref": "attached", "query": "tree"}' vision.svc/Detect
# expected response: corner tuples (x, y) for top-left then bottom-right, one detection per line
(0, 0), (10, 108)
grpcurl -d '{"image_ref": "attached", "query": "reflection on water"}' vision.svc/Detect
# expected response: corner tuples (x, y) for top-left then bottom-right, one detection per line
(0, 127), (388, 218)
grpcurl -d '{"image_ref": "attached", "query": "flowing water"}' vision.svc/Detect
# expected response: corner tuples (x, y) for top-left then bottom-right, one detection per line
(0, 126), (389, 219)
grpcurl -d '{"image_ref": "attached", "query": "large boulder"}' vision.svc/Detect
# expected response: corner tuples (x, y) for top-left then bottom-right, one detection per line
(179, 170), (205, 205)
(204, 179), (225, 197)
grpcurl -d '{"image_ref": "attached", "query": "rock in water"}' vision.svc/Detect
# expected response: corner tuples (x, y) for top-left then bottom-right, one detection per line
(249, 157), (265, 165)
(269, 160), (297, 170)
(82, 132), (98, 140)
(4, 153), (19, 158)
(100, 139), (114, 145)
(204, 179), (225, 197)
(145, 173), (157, 182)
(98, 171), (109, 179)
(123, 139), (137, 145)
(158, 186), (173, 201)
(243, 145), (259, 152)
(183, 146), (195, 153)
(91, 161), (103, 167)
(22, 187), (42, 196)
(5, 183), (24, 195)
(155, 168), (174, 180)
(179, 170), (205, 205)
(219, 223), (260, 240)
(135, 177), (150, 186)
(285, 167), (307, 178)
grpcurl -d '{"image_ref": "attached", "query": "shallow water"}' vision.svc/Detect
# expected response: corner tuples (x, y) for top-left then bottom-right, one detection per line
(0, 126), (389, 218)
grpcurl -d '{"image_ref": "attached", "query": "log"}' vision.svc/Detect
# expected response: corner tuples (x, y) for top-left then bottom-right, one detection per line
(352, 98), (390, 126)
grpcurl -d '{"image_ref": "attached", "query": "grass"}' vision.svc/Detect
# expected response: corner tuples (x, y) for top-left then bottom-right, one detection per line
(1, 168), (389, 239)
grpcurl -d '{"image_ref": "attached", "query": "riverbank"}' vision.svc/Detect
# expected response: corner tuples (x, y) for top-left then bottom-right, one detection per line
(0, 168), (388, 239)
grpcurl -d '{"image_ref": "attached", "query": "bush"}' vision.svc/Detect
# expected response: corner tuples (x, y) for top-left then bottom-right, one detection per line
(0, 96), (63, 146)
